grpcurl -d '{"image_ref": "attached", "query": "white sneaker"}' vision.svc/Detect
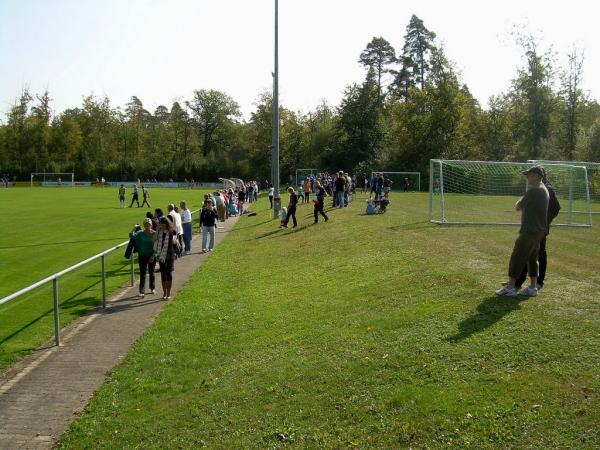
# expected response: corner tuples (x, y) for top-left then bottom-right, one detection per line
(520, 286), (538, 297)
(150, 289), (155, 295)
(138, 293), (145, 298)
(185, 251), (191, 255)
(495, 286), (517, 297)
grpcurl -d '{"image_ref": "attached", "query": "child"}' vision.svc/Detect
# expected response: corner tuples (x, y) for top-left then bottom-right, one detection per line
(366, 199), (376, 215)
(279, 207), (287, 227)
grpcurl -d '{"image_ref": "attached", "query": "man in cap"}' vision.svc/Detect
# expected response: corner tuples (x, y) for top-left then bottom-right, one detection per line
(495, 166), (549, 297)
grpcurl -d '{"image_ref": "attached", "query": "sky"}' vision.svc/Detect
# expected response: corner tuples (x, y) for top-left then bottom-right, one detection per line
(1, 0), (599, 120)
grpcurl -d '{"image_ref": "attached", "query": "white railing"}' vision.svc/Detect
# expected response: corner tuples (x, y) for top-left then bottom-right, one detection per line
(0, 209), (201, 347)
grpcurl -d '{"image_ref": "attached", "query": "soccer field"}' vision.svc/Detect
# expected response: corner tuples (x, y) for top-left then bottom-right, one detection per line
(0, 187), (207, 370)
(55, 192), (600, 448)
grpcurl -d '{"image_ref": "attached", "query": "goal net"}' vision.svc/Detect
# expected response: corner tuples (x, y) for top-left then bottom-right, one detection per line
(30, 172), (74, 187)
(529, 159), (600, 214)
(371, 171), (421, 192)
(429, 159), (592, 227)
(295, 168), (318, 188)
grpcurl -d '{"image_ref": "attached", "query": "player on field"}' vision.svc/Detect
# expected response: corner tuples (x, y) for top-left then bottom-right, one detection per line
(129, 183), (140, 208)
(141, 185), (151, 208)
(118, 184), (126, 208)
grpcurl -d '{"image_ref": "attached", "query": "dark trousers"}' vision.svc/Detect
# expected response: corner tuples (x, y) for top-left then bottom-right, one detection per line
(314, 201), (328, 223)
(304, 192), (309, 203)
(516, 235), (548, 288)
(159, 259), (174, 282)
(138, 254), (156, 293)
(141, 197), (151, 207)
(284, 206), (297, 227)
(269, 195), (273, 208)
(129, 193), (139, 207)
(508, 232), (546, 280)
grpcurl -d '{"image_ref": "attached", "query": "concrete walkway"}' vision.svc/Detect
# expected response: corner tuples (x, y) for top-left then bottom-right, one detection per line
(0, 216), (240, 449)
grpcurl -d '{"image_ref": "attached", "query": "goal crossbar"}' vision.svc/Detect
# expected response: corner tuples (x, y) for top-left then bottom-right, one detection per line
(30, 172), (75, 187)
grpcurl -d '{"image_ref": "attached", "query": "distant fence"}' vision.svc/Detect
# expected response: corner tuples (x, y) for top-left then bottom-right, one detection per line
(0, 209), (201, 347)
(109, 182), (223, 189)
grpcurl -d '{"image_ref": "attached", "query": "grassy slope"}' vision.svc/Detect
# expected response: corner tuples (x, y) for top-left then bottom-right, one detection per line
(0, 187), (205, 371)
(53, 192), (600, 448)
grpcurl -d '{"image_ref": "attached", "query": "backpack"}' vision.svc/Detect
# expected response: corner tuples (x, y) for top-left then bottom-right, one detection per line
(547, 185), (561, 223)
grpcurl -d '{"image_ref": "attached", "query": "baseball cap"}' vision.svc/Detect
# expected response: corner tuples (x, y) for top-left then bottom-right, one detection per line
(522, 166), (544, 177)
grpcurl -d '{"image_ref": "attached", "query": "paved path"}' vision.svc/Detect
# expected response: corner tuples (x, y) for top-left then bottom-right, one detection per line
(0, 216), (240, 449)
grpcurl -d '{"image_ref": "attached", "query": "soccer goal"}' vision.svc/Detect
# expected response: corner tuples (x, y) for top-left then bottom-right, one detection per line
(529, 159), (600, 214)
(295, 168), (318, 187)
(429, 159), (592, 227)
(371, 171), (421, 192)
(30, 172), (74, 187)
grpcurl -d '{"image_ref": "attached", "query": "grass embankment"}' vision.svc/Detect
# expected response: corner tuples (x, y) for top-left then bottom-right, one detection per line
(0, 187), (205, 371)
(58, 192), (600, 448)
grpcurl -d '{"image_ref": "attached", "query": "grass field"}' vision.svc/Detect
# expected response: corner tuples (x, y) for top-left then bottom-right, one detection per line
(0, 187), (207, 371)
(47, 191), (600, 448)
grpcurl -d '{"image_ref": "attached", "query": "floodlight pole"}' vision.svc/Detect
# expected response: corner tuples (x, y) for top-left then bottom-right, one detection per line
(272, 0), (281, 219)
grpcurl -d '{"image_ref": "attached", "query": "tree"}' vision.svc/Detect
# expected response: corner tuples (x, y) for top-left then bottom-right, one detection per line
(187, 89), (241, 157)
(561, 46), (584, 160)
(4, 89), (34, 175)
(400, 15), (436, 90)
(509, 34), (556, 159)
(359, 37), (396, 106)
(336, 80), (384, 170)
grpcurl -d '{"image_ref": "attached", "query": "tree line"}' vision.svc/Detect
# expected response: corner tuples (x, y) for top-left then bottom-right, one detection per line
(1, 15), (599, 185)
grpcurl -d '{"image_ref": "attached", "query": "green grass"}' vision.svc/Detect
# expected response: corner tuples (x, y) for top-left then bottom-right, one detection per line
(0, 187), (207, 371)
(55, 192), (600, 448)
(431, 193), (594, 227)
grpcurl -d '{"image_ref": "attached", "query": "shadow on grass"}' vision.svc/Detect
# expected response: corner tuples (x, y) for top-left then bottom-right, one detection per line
(0, 296), (98, 347)
(255, 228), (285, 239)
(389, 221), (432, 230)
(446, 295), (529, 342)
(0, 261), (131, 346)
(0, 237), (124, 250)
(233, 217), (273, 230)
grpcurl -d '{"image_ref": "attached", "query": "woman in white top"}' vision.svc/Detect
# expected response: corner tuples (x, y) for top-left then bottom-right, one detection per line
(179, 200), (193, 255)
(268, 184), (274, 209)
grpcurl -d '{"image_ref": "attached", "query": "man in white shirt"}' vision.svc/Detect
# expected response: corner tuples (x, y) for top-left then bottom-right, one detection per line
(179, 201), (193, 255)
(168, 204), (184, 253)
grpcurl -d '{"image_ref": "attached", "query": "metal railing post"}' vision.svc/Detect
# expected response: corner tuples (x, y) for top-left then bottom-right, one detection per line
(101, 254), (106, 309)
(53, 277), (60, 346)
(130, 253), (135, 287)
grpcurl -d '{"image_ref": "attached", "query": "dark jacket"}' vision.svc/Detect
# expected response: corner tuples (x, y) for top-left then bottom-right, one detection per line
(200, 208), (218, 227)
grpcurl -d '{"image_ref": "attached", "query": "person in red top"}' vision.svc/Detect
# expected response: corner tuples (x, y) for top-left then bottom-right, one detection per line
(281, 186), (298, 228)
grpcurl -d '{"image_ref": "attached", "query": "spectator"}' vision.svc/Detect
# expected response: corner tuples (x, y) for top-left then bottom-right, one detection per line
(268, 184), (274, 209)
(200, 199), (218, 252)
(180, 201), (193, 256)
(495, 166), (549, 297)
(335, 171), (346, 208)
(129, 218), (156, 298)
(281, 186), (298, 228)
(513, 168), (561, 290)
(154, 216), (178, 300)
(168, 204), (184, 251)
(313, 180), (329, 223)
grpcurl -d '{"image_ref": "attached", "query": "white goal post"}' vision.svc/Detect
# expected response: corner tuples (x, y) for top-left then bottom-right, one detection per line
(30, 172), (75, 187)
(371, 171), (421, 192)
(429, 159), (592, 227)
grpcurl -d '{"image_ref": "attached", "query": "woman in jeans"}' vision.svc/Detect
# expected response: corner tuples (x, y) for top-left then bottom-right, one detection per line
(154, 216), (177, 300)
(200, 198), (219, 252)
(129, 218), (156, 298)
(179, 200), (193, 255)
